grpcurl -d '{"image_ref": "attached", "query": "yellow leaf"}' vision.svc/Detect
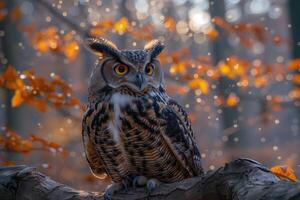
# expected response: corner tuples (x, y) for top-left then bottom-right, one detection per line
(206, 28), (218, 40)
(114, 17), (128, 35)
(270, 165), (298, 182)
(226, 93), (239, 107)
(164, 17), (175, 31)
(254, 76), (267, 88)
(63, 41), (79, 61)
(16, 79), (24, 89)
(219, 62), (235, 79)
(170, 63), (186, 75)
(33, 26), (58, 53)
(11, 90), (24, 107)
(188, 79), (209, 94)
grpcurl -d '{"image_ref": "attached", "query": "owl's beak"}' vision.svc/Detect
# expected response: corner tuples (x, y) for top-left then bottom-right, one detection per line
(134, 72), (145, 90)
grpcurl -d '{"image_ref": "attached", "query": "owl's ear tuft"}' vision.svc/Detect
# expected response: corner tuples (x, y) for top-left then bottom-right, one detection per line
(144, 39), (165, 59)
(85, 37), (120, 58)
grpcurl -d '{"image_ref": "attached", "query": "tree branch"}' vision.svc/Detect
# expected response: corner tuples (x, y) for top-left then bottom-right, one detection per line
(32, 0), (90, 37)
(1, 158), (299, 200)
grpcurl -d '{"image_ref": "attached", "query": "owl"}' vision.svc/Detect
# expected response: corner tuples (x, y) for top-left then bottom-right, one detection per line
(82, 38), (203, 199)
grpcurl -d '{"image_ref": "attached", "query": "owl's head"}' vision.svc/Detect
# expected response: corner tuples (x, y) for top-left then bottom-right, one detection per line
(85, 38), (165, 96)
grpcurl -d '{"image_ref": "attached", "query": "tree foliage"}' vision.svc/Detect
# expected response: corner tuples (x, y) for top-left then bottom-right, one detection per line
(0, 0), (299, 192)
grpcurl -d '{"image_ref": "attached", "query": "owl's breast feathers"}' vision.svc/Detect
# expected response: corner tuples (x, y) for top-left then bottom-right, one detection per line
(82, 88), (203, 183)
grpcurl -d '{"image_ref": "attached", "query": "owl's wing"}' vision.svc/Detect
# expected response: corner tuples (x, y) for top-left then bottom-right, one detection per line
(82, 112), (107, 178)
(161, 99), (203, 176)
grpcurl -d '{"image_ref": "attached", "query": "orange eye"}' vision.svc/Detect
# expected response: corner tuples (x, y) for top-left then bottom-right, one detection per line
(145, 64), (154, 75)
(114, 65), (129, 76)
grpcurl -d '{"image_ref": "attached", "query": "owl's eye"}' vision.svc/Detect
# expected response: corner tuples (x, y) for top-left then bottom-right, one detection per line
(145, 64), (154, 75)
(114, 65), (129, 76)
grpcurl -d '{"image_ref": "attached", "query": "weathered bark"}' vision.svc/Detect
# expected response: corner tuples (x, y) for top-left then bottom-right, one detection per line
(0, 158), (299, 200)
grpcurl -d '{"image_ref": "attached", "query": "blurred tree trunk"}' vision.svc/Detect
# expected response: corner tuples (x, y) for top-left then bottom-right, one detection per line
(0, 0), (20, 130)
(0, 0), (22, 164)
(288, 0), (300, 119)
(209, 0), (242, 148)
(288, 0), (300, 58)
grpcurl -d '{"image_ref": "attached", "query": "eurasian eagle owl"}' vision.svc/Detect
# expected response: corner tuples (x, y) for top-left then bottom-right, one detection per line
(82, 38), (203, 198)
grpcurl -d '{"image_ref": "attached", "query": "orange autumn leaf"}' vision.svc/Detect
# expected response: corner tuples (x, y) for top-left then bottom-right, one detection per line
(11, 90), (24, 107)
(212, 17), (227, 28)
(219, 62), (235, 79)
(33, 26), (58, 53)
(254, 76), (268, 88)
(2, 130), (33, 153)
(226, 93), (239, 107)
(63, 41), (79, 61)
(270, 165), (298, 182)
(34, 100), (47, 112)
(62, 32), (80, 60)
(164, 17), (175, 31)
(251, 25), (266, 43)
(0, 66), (81, 112)
(289, 88), (300, 99)
(170, 62), (186, 75)
(0, 130), (66, 155)
(114, 17), (128, 35)
(218, 57), (247, 79)
(188, 79), (209, 94)
(1, 65), (18, 89)
(288, 59), (300, 70)
(19, 140), (33, 153)
(206, 28), (218, 40)
(31, 27), (80, 60)
(89, 20), (114, 37)
(292, 74), (300, 84)
(29, 134), (66, 156)
(166, 84), (189, 95)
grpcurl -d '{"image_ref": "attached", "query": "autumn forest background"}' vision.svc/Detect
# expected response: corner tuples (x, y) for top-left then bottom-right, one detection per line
(0, 0), (299, 191)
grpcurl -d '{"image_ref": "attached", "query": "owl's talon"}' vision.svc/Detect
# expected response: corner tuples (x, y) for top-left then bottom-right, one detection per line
(121, 175), (133, 192)
(133, 175), (148, 188)
(122, 180), (128, 192)
(146, 178), (160, 193)
(104, 183), (123, 200)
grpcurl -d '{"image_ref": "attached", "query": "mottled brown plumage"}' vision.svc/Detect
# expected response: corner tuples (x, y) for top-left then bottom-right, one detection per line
(82, 38), (203, 196)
